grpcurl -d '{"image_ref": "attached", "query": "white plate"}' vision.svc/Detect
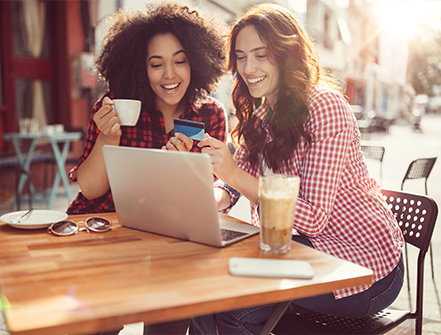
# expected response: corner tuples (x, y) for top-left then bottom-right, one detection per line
(0, 210), (68, 230)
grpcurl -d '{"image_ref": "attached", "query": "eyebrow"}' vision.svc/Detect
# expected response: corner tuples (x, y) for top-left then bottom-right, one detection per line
(148, 49), (186, 62)
(235, 46), (266, 54)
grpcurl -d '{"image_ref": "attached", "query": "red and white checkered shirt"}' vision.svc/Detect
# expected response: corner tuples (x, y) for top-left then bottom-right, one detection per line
(220, 85), (403, 299)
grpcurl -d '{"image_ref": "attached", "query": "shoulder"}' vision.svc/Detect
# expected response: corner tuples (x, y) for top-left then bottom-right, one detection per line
(199, 95), (225, 110)
(306, 85), (355, 133)
(193, 95), (226, 116)
(308, 85), (349, 111)
(307, 85), (353, 121)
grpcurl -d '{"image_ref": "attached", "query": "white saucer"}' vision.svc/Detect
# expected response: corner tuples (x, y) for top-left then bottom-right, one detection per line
(0, 210), (68, 230)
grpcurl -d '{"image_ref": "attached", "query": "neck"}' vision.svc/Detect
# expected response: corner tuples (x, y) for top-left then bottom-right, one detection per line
(263, 96), (276, 111)
(155, 98), (187, 133)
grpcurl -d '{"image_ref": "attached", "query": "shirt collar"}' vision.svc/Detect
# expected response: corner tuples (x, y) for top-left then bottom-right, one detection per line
(253, 100), (270, 121)
(182, 99), (200, 116)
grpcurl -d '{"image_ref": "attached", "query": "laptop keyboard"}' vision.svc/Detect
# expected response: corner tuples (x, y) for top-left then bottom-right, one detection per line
(221, 229), (248, 242)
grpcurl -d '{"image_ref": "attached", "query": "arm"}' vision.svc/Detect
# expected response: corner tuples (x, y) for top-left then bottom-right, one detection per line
(293, 89), (355, 237)
(199, 134), (259, 205)
(213, 187), (231, 211)
(77, 97), (122, 200)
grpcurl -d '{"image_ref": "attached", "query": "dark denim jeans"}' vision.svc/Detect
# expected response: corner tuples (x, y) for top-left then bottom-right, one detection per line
(190, 235), (404, 335)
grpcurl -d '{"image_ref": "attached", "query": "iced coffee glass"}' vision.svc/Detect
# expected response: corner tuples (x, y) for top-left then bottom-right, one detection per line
(259, 175), (300, 253)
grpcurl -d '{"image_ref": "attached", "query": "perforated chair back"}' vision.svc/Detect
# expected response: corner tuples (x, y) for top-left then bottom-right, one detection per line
(361, 144), (385, 162)
(270, 189), (438, 335)
(361, 144), (385, 182)
(399, 158), (438, 311)
(382, 189), (437, 252)
(401, 157), (437, 193)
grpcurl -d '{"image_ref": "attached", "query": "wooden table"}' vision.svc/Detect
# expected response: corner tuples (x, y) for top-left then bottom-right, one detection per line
(0, 213), (373, 335)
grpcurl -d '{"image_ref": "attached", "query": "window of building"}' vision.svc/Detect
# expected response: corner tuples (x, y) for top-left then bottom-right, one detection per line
(10, 0), (54, 133)
(323, 5), (334, 50)
(0, 45), (3, 106)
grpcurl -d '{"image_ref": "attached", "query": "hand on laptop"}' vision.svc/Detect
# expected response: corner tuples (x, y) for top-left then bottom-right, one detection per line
(162, 132), (193, 152)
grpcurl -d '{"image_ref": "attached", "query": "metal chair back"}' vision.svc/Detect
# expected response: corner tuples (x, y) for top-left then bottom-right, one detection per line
(361, 144), (385, 181)
(400, 157), (437, 286)
(401, 157), (437, 194)
(361, 144), (385, 162)
(382, 188), (437, 251)
(382, 189), (438, 334)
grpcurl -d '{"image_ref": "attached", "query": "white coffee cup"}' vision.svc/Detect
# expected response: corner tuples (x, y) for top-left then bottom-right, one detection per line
(112, 99), (141, 126)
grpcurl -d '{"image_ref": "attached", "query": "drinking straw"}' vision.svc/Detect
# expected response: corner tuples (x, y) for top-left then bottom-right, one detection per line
(258, 153), (265, 177)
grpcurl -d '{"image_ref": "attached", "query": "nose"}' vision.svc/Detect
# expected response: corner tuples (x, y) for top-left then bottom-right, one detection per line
(244, 58), (257, 75)
(163, 64), (176, 79)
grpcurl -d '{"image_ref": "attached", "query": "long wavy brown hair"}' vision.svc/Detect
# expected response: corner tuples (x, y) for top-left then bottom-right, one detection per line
(228, 4), (342, 172)
(96, 1), (227, 108)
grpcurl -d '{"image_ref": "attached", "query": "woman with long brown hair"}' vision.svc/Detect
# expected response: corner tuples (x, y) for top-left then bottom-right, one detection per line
(192, 3), (404, 334)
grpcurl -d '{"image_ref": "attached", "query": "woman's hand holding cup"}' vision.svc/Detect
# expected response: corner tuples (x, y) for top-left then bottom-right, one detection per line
(93, 97), (122, 138)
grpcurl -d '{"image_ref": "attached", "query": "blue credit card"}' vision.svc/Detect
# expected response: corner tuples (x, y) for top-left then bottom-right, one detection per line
(173, 119), (205, 141)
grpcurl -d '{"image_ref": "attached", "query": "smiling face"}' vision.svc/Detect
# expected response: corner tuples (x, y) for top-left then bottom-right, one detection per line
(235, 25), (280, 107)
(146, 33), (191, 110)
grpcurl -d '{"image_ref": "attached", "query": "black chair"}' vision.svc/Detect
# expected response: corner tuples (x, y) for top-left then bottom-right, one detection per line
(401, 157), (437, 285)
(0, 152), (51, 210)
(401, 157), (437, 195)
(262, 188), (438, 335)
(361, 144), (385, 182)
(0, 154), (32, 210)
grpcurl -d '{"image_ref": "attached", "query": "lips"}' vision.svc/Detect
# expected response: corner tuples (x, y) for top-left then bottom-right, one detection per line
(247, 76), (266, 84)
(161, 83), (180, 91)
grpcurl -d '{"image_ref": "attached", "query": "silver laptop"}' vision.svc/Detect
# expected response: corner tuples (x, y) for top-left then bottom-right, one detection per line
(102, 145), (259, 247)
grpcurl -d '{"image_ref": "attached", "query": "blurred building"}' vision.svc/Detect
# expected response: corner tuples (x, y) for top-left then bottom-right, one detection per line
(345, 0), (379, 106)
(0, 0), (98, 154)
(308, 0), (413, 123)
(0, 0), (97, 195)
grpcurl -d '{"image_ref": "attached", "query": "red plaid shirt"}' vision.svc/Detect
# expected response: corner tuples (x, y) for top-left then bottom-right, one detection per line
(219, 85), (403, 299)
(67, 92), (227, 214)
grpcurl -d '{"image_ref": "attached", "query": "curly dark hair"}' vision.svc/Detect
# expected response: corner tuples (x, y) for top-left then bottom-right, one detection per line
(228, 4), (343, 172)
(96, 1), (228, 108)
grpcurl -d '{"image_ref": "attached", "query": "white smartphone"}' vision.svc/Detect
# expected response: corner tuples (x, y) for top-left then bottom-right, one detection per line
(228, 257), (314, 279)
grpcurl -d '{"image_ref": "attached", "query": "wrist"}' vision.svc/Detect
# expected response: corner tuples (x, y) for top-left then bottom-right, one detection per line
(97, 132), (120, 146)
(227, 167), (259, 204)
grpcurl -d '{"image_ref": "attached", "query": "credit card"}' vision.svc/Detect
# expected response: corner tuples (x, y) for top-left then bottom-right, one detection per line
(173, 119), (205, 141)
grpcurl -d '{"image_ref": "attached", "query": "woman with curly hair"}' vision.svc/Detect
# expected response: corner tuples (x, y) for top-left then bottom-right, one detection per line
(192, 3), (404, 334)
(67, 1), (228, 215)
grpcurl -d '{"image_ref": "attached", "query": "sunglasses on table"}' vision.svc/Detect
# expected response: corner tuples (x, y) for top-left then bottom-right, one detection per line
(47, 217), (111, 236)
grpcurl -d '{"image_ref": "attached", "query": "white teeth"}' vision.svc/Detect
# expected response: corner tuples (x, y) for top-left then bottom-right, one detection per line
(163, 83), (179, 90)
(248, 76), (266, 84)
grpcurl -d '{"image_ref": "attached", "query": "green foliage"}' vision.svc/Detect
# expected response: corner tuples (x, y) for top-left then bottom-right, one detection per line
(408, 25), (441, 96)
